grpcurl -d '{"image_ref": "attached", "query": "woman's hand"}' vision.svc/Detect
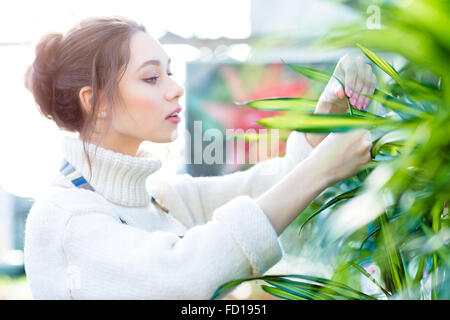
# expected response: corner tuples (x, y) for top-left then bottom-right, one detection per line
(257, 128), (372, 235)
(305, 54), (377, 148)
(316, 53), (377, 114)
(309, 129), (373, 186)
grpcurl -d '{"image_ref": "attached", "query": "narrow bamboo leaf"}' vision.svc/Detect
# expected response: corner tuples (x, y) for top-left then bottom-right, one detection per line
(359, 214), (402, 250)
(360, 226), (381, 249)
(355, 43), (403, 84)
(355, 43), (442, 101)
(371, 130), (409, 157)
(349, 262), (391, 297)
(237, 97), (317, 112)
(256, 113), (396, 133)
(379, 213), (406, 293)
(379, 143), (402, 156)
(413, 256), (425, 285)
(361, 160), (381, 170)
(264, 274), (377, 300)
(266, 278), (354, 300)
(261, 285), (306, 300)
(371, 153), (398, 162)
(403, 80), (442, 102)
(265, 280), (335, 300)
(210, 278), (250, 299)
(361, 92), (426, 118)
(299, 186), (361, 234)
(351, 108), (384, 119)
(280, 58), (331, 82)
(212, 273), (377, 300)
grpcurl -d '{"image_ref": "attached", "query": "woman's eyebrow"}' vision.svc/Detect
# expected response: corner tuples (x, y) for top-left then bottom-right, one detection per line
(136, 58), (171, 72)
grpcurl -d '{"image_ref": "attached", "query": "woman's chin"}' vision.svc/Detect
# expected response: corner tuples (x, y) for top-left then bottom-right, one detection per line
(170, 129), (179, 142)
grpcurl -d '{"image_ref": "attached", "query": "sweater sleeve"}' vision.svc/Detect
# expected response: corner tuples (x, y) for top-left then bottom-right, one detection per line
(158, 130), (314, 225)
(61, 195), (282, 300)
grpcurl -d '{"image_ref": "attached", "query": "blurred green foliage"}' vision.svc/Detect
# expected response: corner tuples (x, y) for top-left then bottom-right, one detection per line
(213, 0), (449, 300)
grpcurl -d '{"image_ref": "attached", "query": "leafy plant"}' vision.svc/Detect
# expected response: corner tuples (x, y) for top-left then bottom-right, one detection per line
(212, 0), (449, 300)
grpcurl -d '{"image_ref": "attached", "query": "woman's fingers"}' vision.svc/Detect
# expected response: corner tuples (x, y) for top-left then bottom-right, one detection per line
(351, 62), (376, 110)
(352, 71), (365, 109)
(331, 54), (377, 110)
(357, 64), (372, 110)
(341, 57), (358, 98)
(334, 81), (345, 99)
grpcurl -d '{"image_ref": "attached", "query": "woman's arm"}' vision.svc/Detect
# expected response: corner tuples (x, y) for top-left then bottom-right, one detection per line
(60, 195), (281, 299)
(58, 130), (371, 299)
(258, 129), (373, 235)
(153, 130), (314, 226)
(153, 53), (376, 226)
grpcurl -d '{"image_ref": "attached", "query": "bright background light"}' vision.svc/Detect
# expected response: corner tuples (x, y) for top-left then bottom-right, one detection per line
(0, 0), (251, 198)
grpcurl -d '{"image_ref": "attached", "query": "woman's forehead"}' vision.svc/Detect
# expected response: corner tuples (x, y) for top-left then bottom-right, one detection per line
(129, 32), (170, 70)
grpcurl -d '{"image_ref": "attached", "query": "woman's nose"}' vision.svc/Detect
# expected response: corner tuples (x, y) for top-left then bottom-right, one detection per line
(166, 80), (184, 100)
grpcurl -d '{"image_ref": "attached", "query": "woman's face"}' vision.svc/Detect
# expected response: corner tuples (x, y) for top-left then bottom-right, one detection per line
(103, 31), (184, 151)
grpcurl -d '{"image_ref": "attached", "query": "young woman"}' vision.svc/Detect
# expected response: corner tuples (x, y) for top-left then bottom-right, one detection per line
(23, 16), (375, 299)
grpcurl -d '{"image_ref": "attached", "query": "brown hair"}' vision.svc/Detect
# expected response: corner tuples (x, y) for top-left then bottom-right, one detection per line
(24, 16), (146, 180)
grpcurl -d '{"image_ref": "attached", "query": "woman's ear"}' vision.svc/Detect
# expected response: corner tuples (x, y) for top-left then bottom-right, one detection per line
(79, 86), (93, 115)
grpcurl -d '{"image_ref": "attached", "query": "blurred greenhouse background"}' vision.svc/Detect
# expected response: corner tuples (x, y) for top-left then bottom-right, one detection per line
(1, 0), (447, 300)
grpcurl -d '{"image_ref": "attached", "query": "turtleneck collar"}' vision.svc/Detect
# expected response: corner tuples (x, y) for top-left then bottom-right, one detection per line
(60, 136), (162, 207)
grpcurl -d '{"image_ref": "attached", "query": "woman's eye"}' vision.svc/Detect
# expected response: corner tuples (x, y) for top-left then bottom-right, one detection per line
(144, 76), (159, 84)
(144, 72), (174, 84)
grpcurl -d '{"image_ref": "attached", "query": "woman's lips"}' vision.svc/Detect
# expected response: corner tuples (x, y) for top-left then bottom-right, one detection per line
(165, 106), (182, 119)
(166, 116), (181, 123)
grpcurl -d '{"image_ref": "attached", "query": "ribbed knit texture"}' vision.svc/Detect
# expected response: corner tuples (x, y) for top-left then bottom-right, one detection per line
(24, 131), (314, 299)
(62, 137), (162, 207)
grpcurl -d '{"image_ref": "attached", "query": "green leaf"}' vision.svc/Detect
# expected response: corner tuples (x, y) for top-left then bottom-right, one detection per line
(256, 113), (396, 133)
(212, 273), (377, 300)
(264, 274), (377, 300)
(355, 43), (403, 84)
(349, 262), (391, 297)
(265, 280), (336, 300)
(371, 130), (409, 158)
(361, 92), (427, 118)
(237, 97), (317, 112)
(378, 213), (407, 293)
(298, 186), (361, 234)
(280, 58), (331, 83)
(351, 108), (384, 119)
(210, 278), (250, 299)
(261, 285), (306, 300)
(359, 226), (381, 250)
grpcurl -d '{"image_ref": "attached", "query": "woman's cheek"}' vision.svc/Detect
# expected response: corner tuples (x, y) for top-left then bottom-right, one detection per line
(127, 86), (159, 113)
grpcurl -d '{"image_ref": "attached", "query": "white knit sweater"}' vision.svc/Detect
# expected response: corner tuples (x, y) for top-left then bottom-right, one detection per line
(24, 130), (314, 299)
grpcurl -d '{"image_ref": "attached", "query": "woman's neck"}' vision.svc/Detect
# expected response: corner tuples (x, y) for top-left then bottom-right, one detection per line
(62, 135), (162, 207)
(83, 130), (143, 157)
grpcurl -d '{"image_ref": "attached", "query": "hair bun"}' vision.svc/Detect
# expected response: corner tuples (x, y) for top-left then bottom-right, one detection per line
(25, 32), (63, 119)
(33, 33), (63, 74)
